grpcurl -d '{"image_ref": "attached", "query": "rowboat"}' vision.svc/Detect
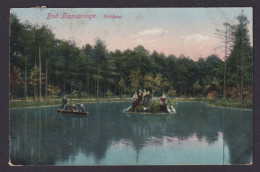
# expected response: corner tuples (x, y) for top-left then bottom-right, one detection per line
(56, 109), (88, 116)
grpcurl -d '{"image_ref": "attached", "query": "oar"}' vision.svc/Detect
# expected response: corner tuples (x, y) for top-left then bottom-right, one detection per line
(60, 100), (69, 114)
(60, 104), (67, 115)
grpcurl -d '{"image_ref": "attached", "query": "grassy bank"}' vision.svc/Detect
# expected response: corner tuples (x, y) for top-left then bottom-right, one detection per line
(10, 97), (131, 109)
(168, 97), (252, 109)
(208, 99), (252, 109)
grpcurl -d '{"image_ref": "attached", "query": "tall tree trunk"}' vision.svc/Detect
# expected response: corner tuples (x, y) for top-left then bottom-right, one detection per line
(103, 81), (105, 97)
(223, 23), (228, 100)
(151, 86), (154, 99)
(44, 58), (48, 100)
(114, 84), (116, 96)
(39, 46), (41, 102)
(84, 85), (87, 97)
(24, 58), (27, 101)
(79, 80), (82, 99)
(223, 61), (227, 100)
(95, 78), (97, 99)
(62, 79), (65, 95)
(35, 86), (38, 102)
(49, 67), (51, 85)
(33, 58), (36, 102)
(240, 55), (244, 103)
(97, 66), (99, 100)
(88, 73), (90, 98)
(240, 33), (244, 103)
(33, 87), (36, 102)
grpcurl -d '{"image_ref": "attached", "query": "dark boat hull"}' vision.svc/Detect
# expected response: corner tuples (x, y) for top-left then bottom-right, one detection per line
(57, 109), (88, 116)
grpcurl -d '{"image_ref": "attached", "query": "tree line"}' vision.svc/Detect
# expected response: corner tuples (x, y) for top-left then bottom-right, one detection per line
(10, 11), (253, 102)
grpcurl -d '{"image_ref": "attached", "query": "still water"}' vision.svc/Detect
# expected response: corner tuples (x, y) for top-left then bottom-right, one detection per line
(10, 101), (252, 165)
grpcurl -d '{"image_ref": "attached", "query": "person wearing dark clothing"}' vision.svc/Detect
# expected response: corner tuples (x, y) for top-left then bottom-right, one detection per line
(61, 95), (68, 109)
(147, 91), (152, 102)
(132, 92), (138, 109)
(144, 91), (152, 107)
(160, 94), (168, 112)
(143, 92), (148, 107)
(137, 89), (142, 106)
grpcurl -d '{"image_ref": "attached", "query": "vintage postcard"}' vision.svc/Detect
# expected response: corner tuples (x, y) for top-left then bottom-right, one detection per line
(9, 8), (253, 165)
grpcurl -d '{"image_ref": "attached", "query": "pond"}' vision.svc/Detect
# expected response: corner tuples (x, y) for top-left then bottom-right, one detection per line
(10, 101), (253, 165)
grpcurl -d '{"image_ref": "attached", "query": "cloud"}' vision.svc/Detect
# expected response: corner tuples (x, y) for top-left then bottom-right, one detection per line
(132, 28), (169, 37)
(132, 38), (143, 44)
(132, 38), (157, 44)
(183, 34), (210, 42)
(147, 39), (156, 43)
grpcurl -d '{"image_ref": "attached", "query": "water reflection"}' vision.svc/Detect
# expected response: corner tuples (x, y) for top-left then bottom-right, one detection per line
(10, 102), (252, 165)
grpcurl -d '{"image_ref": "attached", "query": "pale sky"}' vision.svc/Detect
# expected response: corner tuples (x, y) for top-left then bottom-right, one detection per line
(11, 8), (253, 61)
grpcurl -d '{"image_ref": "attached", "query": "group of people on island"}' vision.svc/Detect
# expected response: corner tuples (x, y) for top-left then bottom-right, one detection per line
(132, 89), (152, 109)
(61, 95), (85, 112)
(131, 89), (175, 113)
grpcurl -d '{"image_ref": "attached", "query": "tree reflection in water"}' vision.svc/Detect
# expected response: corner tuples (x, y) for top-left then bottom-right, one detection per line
(10, 102), (252, 165)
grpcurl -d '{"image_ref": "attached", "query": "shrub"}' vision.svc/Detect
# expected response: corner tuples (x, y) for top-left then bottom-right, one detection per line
(167, 98), (177, 106)
(48, 85), (60, 99)
(148, 99), (160, 113)
(243, 86), (253, 102)
(207, 91), (217, 101)
(106, 90), (114, 98)
(167, 88), (176, 97)
(71, 89), (79, 98)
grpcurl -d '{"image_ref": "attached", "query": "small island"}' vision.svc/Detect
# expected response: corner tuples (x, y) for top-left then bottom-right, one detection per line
(125, 89), (176, 114)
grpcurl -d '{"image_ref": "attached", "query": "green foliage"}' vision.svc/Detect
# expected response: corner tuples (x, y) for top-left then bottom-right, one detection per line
(193, 80), (200, 90)
(106, 90), (114, 98)
(143, 73), (171, 96)
(118, 78), (127, 93)
(167, 88), (176, 97)
(71, 89), (79, 98)
(129, 69), (141, 91)
(9, 11), (253, 106)
(225, 11), (252, 102)
(167, 98), (177, 106)
(29, 67), (37, 82)
(48, 85), (60, 99)
(148, 99), (160, 113)
(207, 91), (217, 101)
(10, 67), (22, 87)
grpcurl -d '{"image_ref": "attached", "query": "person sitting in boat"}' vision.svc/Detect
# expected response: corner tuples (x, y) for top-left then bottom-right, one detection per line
(79, 104), (85, 112)
(160, 93), (168, 112)
(61, 95), (68, 110)
(71, 103), (77, 112)
(137, 89), (142, 106)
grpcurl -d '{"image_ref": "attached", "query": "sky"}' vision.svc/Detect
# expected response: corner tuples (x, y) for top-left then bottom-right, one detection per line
(11, 8), (253, 61)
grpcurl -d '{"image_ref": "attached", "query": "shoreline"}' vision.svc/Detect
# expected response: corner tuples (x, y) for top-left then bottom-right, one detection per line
(10, 97), (252, 111)
(10, 98), (132, 109)
(206, 103), (253, 111)
(170, 100), (252, 111)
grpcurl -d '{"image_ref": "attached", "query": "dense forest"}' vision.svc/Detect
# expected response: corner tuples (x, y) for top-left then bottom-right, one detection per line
(10, 11), (253, 103)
